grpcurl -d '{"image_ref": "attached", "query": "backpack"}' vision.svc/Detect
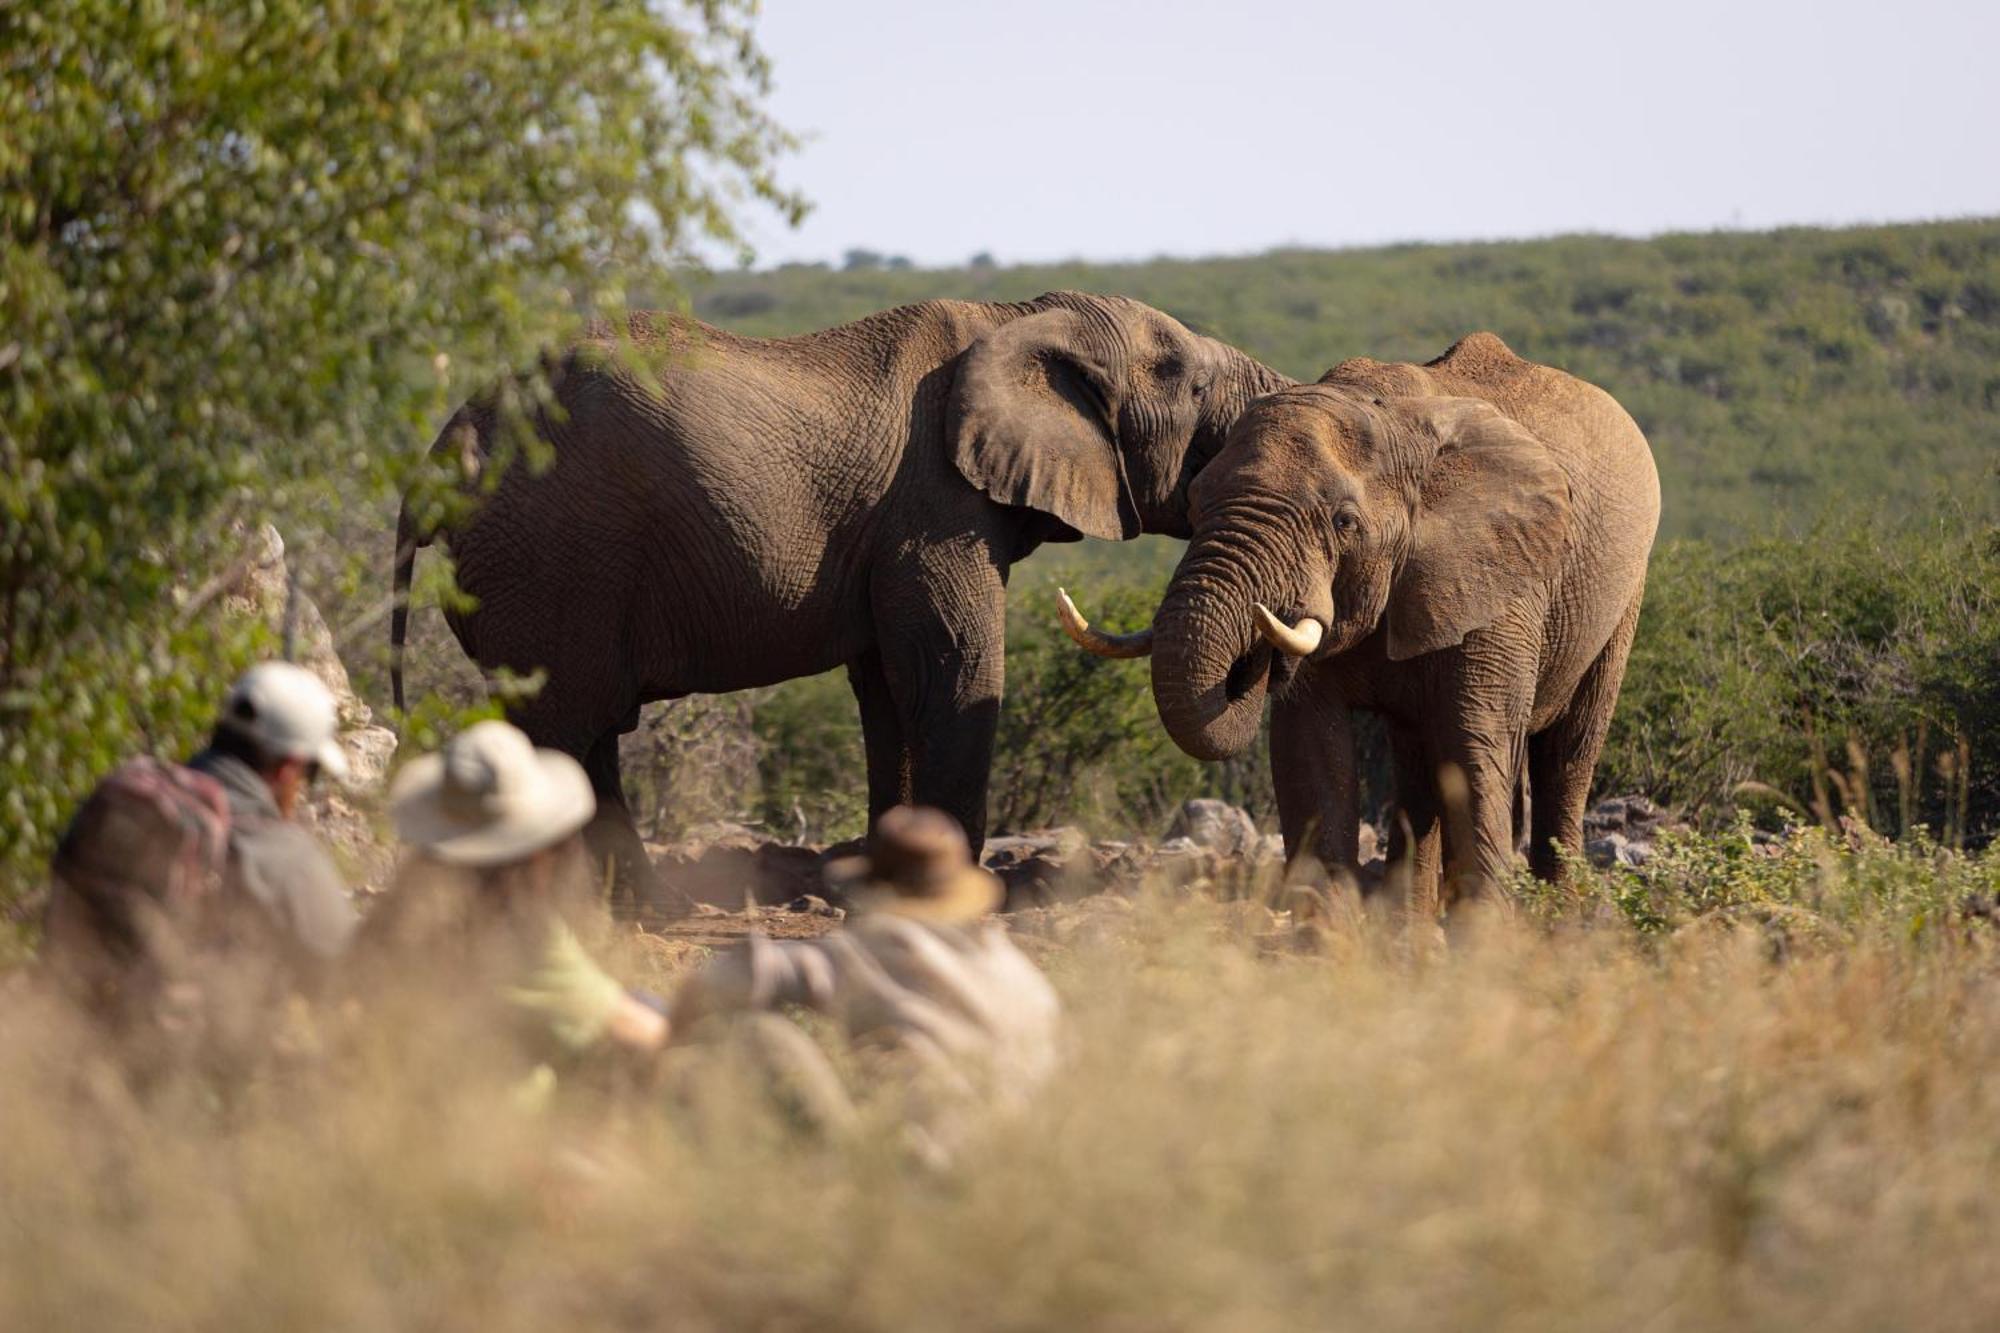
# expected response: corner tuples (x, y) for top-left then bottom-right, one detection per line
(44, 757), (234, 998)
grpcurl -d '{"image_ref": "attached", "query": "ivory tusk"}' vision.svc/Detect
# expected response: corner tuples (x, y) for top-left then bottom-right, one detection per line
(1055, 588), (1154, 659)
(1252, 603), (1324, 657)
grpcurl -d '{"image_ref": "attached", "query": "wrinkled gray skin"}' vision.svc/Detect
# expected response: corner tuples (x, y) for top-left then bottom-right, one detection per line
(1139, 333), (1659, 929)
(392, 293), (1287, 902)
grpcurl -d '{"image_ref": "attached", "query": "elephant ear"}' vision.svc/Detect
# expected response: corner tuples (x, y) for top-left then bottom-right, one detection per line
(1386, 398), (1572, 661)
(947, 308), (1139, 541)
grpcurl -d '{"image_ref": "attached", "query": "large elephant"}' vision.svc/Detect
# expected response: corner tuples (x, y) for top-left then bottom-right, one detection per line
(391, 292), (1288, 901)
(1060, 333), (1659, 930)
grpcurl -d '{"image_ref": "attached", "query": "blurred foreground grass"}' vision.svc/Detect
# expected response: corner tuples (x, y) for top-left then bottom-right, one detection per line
(3, 829), (1998, 1332)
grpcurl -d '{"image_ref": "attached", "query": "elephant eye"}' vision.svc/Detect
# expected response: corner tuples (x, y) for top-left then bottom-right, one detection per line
(1333, 510), (1360, 535)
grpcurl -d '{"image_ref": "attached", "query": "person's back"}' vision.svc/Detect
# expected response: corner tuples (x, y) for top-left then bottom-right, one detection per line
(667, 807), (1062, 1155)
(680, 911), (1059, 1108)
(41, 662), (356, 1062)
(354, 720), (666, 1083)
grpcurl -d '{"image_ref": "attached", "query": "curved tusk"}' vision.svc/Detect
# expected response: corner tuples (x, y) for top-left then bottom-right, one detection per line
(1253, 603), (1324, 657)
(1056, 588), (1154, 659)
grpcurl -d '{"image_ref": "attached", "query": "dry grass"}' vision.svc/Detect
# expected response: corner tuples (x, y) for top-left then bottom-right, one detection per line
(3, 834), (1999, 1332)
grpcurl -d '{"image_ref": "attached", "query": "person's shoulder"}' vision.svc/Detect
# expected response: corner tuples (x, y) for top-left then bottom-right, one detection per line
(234, 818), (345, 897)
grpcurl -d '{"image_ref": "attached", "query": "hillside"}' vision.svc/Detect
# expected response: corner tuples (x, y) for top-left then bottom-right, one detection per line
(684, 219), (2000, 549)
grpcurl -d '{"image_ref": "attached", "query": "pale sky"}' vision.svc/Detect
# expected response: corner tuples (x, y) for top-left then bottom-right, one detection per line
(733, 0), (2000, 268)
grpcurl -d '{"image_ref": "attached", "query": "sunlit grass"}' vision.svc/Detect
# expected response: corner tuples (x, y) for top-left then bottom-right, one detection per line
(3, 832), (1998, 1331)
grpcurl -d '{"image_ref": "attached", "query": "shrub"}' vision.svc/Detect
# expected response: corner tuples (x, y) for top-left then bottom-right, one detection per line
(1602, 511), (2000, 842)
(0, 1), (800, 902)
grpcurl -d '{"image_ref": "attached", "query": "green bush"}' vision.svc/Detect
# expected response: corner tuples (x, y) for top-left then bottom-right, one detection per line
(0, 1), (799, 901)
(1602, 511), (2000, 840)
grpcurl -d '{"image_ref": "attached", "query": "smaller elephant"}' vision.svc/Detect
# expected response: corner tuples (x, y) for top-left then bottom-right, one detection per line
(1060, 334), (1660, 930)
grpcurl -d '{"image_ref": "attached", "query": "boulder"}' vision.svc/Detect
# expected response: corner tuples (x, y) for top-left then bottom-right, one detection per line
(185, 523), (399, 890)
(648, 836), (831, 912)
(217, 524), (398, 792)
(1585, 832), (1628, 867)
(1165, 799), (1260, 858)
(983, 828), (1093, 911)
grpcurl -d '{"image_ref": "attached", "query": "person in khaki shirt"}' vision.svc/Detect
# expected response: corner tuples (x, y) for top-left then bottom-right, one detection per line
(668, 806), (1063, 1147)
(357, 720), (667, 1066)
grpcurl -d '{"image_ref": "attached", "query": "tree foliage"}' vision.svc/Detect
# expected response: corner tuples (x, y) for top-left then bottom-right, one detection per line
(0, 0), (800, 887)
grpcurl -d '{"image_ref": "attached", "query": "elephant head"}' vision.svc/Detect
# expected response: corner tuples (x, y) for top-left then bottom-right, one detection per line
(1059, 384), (1573, 759)
(948, 293), (1289, 541)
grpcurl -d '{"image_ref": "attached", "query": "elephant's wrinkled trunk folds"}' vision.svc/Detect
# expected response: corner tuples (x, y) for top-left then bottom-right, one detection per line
(1150, 547), (1278, 763)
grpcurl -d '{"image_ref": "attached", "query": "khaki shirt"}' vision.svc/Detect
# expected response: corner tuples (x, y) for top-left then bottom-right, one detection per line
(675, 914), (1061, 1107)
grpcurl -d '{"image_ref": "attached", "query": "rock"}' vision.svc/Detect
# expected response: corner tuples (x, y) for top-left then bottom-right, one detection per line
(983, 828), (1093, 912)
(341, 723), (399, 791)
(217, 525), (396, 788)
(677, 821), (766, 854)
(785, 895), (844, 919)
(1165, 800), (1259, 858)
(1253, 834), (1287, 865)
(650, 837), (831, 911)
(1585, 832), (1628, 868)
(185, 523), (401, 890)
(1146, 836), (1225, 889)
(1583, 798), (1630, 837)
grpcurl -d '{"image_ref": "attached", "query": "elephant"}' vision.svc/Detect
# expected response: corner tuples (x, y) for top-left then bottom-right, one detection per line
(1058, 333), (1660, 931)
(391, 292), (1289, 904)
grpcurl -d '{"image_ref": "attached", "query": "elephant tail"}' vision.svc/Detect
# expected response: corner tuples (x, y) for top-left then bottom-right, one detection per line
(390, 492), (425, 717)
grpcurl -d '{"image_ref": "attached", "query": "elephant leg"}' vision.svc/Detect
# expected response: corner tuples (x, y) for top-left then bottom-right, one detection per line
(847, 647), (911, 831)
(1419, 629), (1537, 932)
(1432, 730), (1527, 939)
(1528, 591), (1644, 882)
(872, 552), (1006, 859)
(1387, 723), (1443, 925)
(579, 728), (678, 917)
(1270, 687), (1358, 875)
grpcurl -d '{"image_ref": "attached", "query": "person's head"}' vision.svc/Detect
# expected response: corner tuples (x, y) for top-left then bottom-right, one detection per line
(212, 662), (350, 816)
(388, 721), (597, 910)
(829, 806), (1002, 923)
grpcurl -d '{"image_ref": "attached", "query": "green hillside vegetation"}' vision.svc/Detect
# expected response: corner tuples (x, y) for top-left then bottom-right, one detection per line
(685, 220), (2000, 544)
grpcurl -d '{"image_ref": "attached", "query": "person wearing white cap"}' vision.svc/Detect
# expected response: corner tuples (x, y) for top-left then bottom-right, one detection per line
(40, 660), (358, 1056)
(360, 720), (666, 1058)
(185, 660), (358, 971)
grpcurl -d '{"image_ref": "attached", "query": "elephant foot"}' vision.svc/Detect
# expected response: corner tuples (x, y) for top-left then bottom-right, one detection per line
(586, 816), (695, 925)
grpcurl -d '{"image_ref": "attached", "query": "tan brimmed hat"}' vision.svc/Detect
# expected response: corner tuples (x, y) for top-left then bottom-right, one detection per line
(389, 720), (595, 867)
(826, 806), (1002, 922)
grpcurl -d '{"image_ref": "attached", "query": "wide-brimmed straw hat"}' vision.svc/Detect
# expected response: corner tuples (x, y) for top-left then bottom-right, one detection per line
(825, 806), (1002, 922)
(389, 721), (595, 867)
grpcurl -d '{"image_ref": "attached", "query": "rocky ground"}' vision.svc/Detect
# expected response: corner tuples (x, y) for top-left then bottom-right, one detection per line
(629, 793), (1686, 932)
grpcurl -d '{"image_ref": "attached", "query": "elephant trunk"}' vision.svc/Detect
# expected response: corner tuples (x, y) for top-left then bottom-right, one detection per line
(1150, 535), (1279, 762)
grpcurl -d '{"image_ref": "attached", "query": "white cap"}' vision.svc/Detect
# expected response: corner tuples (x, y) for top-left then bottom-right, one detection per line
(219, 662), (350, 783)
(388, 720), (595, 866)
